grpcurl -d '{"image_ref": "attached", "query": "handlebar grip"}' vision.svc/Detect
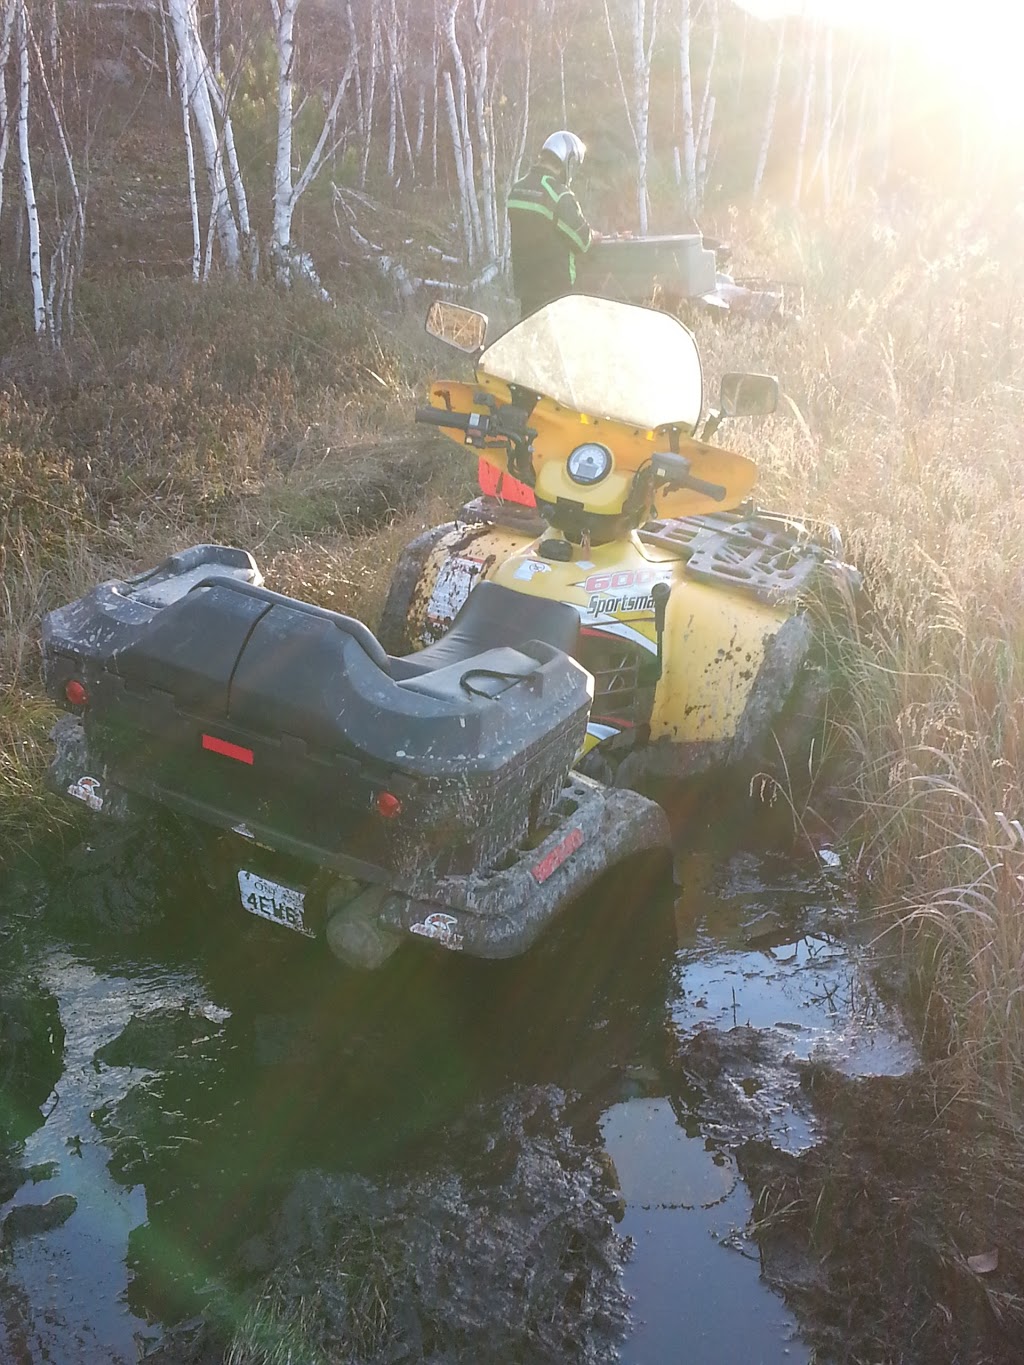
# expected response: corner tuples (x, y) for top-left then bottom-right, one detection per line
(686, 475), (727, 502)
(415, 405), (471, 429)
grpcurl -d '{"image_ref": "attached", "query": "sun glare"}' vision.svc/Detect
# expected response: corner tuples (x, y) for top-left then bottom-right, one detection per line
(740, 0), (1024, 143)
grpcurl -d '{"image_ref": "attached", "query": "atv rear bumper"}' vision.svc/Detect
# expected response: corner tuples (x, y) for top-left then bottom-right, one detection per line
(358, 774), (671, 964)
(49, 716), (671, 967)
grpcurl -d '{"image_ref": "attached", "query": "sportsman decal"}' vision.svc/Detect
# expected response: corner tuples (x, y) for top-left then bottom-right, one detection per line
(576, 566), (673, 618)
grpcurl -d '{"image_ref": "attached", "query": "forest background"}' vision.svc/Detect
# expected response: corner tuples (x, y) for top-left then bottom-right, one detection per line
(2, 0), (1024, 1139)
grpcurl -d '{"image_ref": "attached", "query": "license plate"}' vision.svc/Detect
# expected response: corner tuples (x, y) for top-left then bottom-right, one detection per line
(237, 870), (313, 938)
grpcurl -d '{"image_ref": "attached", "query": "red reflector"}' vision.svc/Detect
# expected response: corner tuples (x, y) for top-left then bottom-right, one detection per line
(64, 679), (89, 706)
(531, 828), (584, 884)
(201, 734), (254, 765)
(375, 791), (403, 819)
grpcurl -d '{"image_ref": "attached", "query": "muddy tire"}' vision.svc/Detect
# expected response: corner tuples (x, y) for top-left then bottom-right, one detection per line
(377, 521), (458, 655)
(48, 817), (200, 935)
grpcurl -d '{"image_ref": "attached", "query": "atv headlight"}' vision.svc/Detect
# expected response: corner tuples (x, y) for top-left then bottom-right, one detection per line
(567, 442), (613, 486)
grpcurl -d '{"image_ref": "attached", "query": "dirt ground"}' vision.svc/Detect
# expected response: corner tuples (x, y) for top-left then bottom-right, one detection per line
(737, 1065), (1024, 1365)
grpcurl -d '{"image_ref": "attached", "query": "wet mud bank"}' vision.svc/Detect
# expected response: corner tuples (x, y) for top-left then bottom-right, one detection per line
(0, 823), (1015, 1362)
(738, 1068), (1024, 1364)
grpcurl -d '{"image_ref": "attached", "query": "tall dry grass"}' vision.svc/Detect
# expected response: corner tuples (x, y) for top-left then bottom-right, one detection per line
(699, 195), (1024, 1113)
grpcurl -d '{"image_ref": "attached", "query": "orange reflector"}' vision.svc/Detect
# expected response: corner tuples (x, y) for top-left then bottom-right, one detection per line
(531, 828), (584, 884)
(202, 734), (254, 765)
(375, 791), (403, 819)
(65, 679), (89, 706)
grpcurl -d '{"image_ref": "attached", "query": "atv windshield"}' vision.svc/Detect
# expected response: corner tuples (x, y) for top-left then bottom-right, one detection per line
(478, 294), (703, 434)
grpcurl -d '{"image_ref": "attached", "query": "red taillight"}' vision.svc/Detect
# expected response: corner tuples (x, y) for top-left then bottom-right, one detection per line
(375, 791), (402, 819)
(201, 734), (254, 765)
(65, 679), (89, 707)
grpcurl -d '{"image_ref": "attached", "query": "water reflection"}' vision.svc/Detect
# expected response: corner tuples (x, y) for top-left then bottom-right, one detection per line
(0, 838), (915, 1361)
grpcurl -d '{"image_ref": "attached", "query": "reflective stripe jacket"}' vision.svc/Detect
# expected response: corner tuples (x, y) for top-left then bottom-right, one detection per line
(508, 162), (593, 315)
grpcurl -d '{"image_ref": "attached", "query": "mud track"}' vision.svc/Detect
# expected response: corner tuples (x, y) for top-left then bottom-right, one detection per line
(0, 827), (1016, 1363)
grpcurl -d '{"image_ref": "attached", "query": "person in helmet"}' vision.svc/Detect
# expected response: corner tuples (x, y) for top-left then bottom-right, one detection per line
(507, 131), (599, 318)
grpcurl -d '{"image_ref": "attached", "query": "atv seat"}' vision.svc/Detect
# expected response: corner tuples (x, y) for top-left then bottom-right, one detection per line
(391, 581), (580, 679)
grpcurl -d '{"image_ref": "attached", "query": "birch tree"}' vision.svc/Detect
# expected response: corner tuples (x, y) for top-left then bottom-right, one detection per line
(28, 7), (85, 342)
(677, 0), (697, 210)
(0, 0), (82, 341)
(269, 0), (353, 283)
(793, 20), (817, 204)
(819, 24), (833, 208)
(15, 0), (44, 332)
(167, 0), (244, 272)
(603, 0), (659, 233)
(752, 18), (785, 199)
(630, 0), (658, 233)
(436, 0), (532, 265)
(694, 0), (718, 174)
(440, 0), (485, 260)
(0, 0), (18, 253)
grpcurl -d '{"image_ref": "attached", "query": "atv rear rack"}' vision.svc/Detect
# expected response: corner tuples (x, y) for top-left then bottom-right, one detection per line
(639, 510), (838, 605)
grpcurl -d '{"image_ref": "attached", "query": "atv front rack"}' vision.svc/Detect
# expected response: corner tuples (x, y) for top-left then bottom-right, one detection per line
(639, 510), (841, 605)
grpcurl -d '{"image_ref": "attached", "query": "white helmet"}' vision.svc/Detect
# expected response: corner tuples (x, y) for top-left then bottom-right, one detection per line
(541, 130), (587, 184)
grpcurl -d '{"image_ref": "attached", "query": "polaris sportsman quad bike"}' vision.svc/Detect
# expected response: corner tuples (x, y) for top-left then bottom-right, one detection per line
(379, 294), (857, 794)
(41, 548), (670, 970)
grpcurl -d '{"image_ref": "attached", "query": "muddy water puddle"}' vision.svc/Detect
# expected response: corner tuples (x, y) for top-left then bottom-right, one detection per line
(0, 840), (915, 1363)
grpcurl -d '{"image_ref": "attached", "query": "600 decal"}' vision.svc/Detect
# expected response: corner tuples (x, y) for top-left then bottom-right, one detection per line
(583, 568), (672, 594)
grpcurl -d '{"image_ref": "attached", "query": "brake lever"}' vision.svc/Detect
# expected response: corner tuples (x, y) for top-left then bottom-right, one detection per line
(495, 413), (537, 486)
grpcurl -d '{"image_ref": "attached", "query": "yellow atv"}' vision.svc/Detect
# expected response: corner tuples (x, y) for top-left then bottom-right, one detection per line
(380, 294), (856, 793)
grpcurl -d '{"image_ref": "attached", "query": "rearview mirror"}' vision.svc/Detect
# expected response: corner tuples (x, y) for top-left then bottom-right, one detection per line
(719, 372), (779, 418)
(425, 300), (488, 353)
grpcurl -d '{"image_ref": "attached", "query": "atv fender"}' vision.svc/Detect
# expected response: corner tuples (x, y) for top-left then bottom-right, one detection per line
(46, 715), (145, 823)
(326, 775), (671, 968)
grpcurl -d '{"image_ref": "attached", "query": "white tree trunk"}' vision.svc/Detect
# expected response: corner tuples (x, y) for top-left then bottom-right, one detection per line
(394, 78), (414, 183)
(846, 77), (868, 199)
(159, 0), (172, 99)
(345, 1), (365, 142)
(15, 0), (44, 335)
(414, 81), (426, 160)
(752, 19), (785, 199)
(358, 0), (379, 187)
(166, 0), (240, 271)
(694, 0), (717, 163)
(470, 0), (498, 260)
(793, 22), (817, 205)
(441, 0), (483, 260)
(0, 0), (18, 235)
(678, 0), (697, 211)
(176, 47), (201, 279)
(386, 65), (398, 179)
(696, 91), (714, 203)
(271, 0), (298, 275)
(629, 0), (659, 234)
(202, 64), (251, 242)
(502, 40), (531, 264)
(443, 67), (476, 257)
(269, 0), (352, 283)
(26, 12), (85, 341)
(877, 40), (896, 186)
(820, 25), (833, 208)
(809, 42), (860, 201)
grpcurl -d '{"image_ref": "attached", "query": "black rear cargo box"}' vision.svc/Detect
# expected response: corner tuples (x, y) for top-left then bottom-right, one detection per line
(42, 547), (591, 886)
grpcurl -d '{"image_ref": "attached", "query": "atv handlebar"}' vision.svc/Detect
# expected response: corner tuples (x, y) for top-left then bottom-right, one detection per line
(416, 405), (489, 437)
(682, 474), (727, 502)
(415, 405), (535, 488)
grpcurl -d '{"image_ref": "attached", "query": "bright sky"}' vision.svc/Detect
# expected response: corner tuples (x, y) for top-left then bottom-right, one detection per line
(738, 0), (1024, 135)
